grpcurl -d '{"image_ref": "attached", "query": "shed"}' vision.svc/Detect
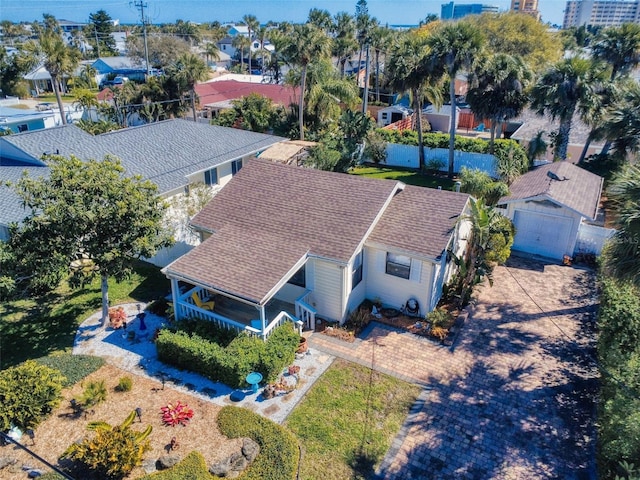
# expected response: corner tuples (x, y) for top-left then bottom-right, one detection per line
(377, 105), (412, 127)
(497, 162), (603, 260)
(423, 104), (460, 133)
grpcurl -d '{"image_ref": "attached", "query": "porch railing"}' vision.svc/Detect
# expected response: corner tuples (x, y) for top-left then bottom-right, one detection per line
(295, 290), (317, 330)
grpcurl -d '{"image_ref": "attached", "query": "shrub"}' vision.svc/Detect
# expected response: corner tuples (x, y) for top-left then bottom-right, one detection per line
(0, 360), (65, 431)
(344, 307), (371, 334)
(485, 215), (516, 265)
(78, 379), (107, 407)
(426, 309), (454, 329)
(146, 297), (170, 317)
(62, 411), (152, 480)
(115, 376), (133, 392)
(217, 406), (299, 480)
(138, 451), (209, 479)
(35, 354), (104, 387)
(459, 167), (509, 206)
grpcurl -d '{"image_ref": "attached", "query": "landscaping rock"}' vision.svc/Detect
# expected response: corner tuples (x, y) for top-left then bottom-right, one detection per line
(27, 469), (43, 478)
(241, 437), (260, 462)
(0, 456), (16, 470)
(157, 454), (181, 469)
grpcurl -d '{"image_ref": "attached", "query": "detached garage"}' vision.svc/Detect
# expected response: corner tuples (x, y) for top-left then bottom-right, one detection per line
(497, 162), (604, 261)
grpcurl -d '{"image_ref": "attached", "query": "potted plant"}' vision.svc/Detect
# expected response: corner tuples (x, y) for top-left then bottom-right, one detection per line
(108, 306), (127, 329)
(296, 336), (308, 354)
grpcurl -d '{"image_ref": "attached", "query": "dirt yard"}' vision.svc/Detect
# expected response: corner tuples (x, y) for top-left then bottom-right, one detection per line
(0, 364), (241, 479)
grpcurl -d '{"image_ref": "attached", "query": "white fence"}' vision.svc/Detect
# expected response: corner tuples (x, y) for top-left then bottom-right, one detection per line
(379, 144), (498, 178)
(575, 223), (616, 256)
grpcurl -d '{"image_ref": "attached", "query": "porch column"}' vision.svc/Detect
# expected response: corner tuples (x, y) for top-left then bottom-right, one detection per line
(170, 277), (181, 321)
(260, 305), (266, 340)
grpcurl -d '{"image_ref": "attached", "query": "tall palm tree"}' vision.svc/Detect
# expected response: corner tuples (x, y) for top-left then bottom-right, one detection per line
(307, 8), (333, 33)
(254, 25), (270, 74)
(242, 14), (259, 75)
(26, 25), (81, 125)
(428, 21), (485, 178)
(386, 33), (443, 169)
(370, 24), (392, 103)
(283, 23), (331, 140)
(530, 56), (602, 161)
(466, 53), (533, 153)
(203, 42), (221, 65)
(332, 12), (357, 78)
(600, 81), (640, 160)
(232, 34), (250, 73)
(602, 163), (640, 288)
(172, 52), (209, 122)
(591, 23), (640, 81)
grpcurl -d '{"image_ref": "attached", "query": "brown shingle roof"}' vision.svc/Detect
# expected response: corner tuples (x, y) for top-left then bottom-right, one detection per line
(368, 186), (470, 259)
(164, 159), (400, 303)
(499, 162), (603, 220)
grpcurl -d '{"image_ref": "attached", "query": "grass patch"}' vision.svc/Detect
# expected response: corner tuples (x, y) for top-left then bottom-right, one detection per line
(34, 353), (105, 387)
(349, 165), (456, 190)
(141, 451), (212, 479)
(285, 358), (421, 480)
(0, 260), (168, 369)
(217, 406), (299, 480)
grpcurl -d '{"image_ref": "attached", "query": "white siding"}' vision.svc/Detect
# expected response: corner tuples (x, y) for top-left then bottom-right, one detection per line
(364, 247), (434, 316)
(309, 258), (344, 323)
(345, 252), (367, 317)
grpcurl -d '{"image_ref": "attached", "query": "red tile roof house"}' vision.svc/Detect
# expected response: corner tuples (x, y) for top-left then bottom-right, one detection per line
(162, 159), (472, 339)
(194, 80), (296, 117)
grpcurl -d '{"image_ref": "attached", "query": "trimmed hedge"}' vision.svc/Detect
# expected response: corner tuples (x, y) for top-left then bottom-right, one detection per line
(35, 353), (105, 387)
(155, 320), (299, 388)
(217, 406), (299, 480)
(139, 451), (211, 479)
(0, 360), (66, 431)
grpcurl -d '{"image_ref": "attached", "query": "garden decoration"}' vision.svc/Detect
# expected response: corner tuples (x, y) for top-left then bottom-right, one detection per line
(108, 306), (127, 329)
(160, 401), (194, 427)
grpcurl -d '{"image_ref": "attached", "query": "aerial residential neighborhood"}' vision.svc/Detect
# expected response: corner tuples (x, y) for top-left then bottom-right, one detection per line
(0, 0), (639, 479)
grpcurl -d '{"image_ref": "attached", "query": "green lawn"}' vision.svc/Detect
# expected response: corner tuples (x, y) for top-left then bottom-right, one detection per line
(0, 261), (169, 369)
(350, 165), (457, 190)
(286, 358), (421, 480)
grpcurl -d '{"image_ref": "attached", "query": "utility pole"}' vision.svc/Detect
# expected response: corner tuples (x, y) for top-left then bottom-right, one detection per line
(94, 25), (100, 58)
(132, 0), (151, 77)
(362, 43), (370, 115)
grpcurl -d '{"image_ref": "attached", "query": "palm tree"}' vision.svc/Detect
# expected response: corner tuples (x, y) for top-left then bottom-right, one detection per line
(428, 21), (485, 178)
(370, 24), (392, 103)
(172, 52), (209, 122)
(232, 34), (250, 73)
(600, 81), (640, 160)
(254, 25), (270, 74)
(530, 56), (602, 161)
(386, 33), (443, 170)
(283, 23), (331, 140)
(466, 53), (533, 153)
(332, 12), (357, 78)
(602, 164), (640, 288)
(242, 14), (259, 75)
(307, 8), (333, 33)
(591, 23), (640, 81)
(26, 24), (81, 125)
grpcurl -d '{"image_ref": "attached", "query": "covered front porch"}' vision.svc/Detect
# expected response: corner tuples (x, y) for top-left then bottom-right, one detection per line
(169, 280), (316, 340)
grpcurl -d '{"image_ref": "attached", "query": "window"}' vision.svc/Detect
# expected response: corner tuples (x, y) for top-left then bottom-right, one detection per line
(386, 252), (411, 279)
(204, 168), (218, 185)
(232, 159), (242, 175)
(288, 264), (305, 288)
(352, 251), (363, 289)
(17, 124), (28, 132)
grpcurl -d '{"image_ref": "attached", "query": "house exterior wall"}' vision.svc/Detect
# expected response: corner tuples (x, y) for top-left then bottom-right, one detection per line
(310, 258), (344, 322)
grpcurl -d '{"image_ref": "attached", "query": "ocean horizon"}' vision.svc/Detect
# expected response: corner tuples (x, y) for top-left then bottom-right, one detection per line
(1, 1), (565, 27)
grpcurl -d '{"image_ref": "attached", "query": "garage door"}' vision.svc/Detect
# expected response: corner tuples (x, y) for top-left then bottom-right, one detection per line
(512, 210), (573, 260)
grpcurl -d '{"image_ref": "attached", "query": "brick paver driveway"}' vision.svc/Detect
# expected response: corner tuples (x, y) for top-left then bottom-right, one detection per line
(310, 256), (599, 479)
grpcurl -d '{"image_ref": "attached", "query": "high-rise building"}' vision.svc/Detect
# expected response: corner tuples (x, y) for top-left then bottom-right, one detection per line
(563, 0), (640, 28)
(510, 0), (541, 20)
(440, 2), (499, 20)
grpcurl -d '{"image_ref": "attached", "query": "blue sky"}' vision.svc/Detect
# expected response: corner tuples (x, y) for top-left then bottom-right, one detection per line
(2, 1), (566, 26)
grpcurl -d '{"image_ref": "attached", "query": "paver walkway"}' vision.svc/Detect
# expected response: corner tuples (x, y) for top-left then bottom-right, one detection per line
(309, 255), (599, 479)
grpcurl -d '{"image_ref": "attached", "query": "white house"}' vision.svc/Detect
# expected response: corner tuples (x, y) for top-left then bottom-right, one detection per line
(377, 105), (412, 127)
(162, 159), (472, 339)
(497, 162), (604, 261)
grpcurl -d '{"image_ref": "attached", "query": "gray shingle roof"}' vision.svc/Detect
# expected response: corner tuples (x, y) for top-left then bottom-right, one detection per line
(368, 186), (470, 259)
(0, 120), (286, 193)
(499, 162), (603, 220)
(165, 159), (402, 303)
(0, 166), (48, 226)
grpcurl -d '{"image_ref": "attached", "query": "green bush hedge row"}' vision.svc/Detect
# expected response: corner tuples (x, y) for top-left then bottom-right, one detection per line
(0, 360), (66, 431)
(217, 406), (299, 480)
(597, 278), (640, 479)
(35, 353), (105, 387)
(155, 320), (299, 388)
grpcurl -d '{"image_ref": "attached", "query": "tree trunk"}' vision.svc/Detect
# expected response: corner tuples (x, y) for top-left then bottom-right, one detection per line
(101, 274), (109, 326)
(375, 49), (380, 103)
(448, 78), (456, 178)
(414, 89), (425, 170)
(578, 131), (593, 164)
(299, 64), (307, 141)
(52, 74), (67, 125)
(489, 121), (497, 154)
(191, 87), (197, 122)
(556, 117), (572, 160)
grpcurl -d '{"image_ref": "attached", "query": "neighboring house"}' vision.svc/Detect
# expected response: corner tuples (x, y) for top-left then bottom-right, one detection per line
(497, 162), (604, 260)
(377, 105), (412, 127)
(227, 25), (249, 37)
(162, 159), (471, 339)
(0, 105), (57, 133)
(195, 79), (296, 117)
(92, 56), (146, 84)
(217, 36), (236, 58)
(508, 108), (605, 162)
(0, 120), (286, 263)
